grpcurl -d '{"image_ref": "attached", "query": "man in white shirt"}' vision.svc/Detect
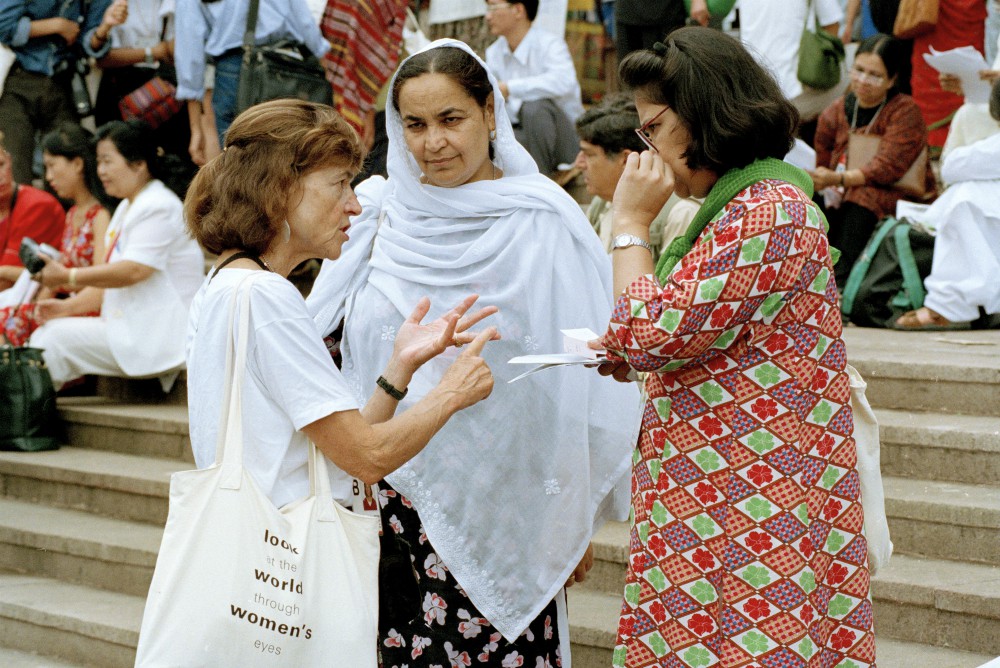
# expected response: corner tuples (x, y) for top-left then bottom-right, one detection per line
(739, 0), (845, 122)
(485, 0), (584, 174)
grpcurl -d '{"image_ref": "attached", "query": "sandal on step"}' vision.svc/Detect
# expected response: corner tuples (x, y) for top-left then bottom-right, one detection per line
(892, 307), (971, 331)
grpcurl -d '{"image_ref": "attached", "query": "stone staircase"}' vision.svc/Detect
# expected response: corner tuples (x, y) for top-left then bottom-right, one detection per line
(0, 328), (998, 667)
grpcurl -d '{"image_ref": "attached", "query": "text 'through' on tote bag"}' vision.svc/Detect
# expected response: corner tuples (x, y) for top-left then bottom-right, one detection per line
(134, 273), (380, 667)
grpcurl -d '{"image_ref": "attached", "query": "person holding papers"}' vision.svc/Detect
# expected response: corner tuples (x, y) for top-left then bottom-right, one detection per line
(593, 28), (877, 667)
(306, 40), (640, 667)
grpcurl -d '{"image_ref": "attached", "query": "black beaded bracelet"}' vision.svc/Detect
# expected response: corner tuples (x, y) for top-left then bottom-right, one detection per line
(376, 375), (408, 400)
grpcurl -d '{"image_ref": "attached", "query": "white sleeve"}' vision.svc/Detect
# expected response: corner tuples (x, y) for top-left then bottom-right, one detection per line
(118, 192), (184, 270)
(816, 0), (845, 26)
(250, 281), (361, 430)
(940, 134), (1000, 185)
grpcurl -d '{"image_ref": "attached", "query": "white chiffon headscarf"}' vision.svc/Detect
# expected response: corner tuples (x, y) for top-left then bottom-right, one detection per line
(307, 39), (641, 641)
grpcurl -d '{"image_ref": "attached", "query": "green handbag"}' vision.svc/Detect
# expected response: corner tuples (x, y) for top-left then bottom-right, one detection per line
(0, 341), (60, 452)
(797, 0), (846, 91)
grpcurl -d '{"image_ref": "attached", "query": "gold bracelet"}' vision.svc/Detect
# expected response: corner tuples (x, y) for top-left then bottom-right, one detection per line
(68, 268), (78, 288)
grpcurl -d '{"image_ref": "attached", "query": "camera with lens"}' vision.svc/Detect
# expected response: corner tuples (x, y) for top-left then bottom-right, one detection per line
(19, 238), (62, 275)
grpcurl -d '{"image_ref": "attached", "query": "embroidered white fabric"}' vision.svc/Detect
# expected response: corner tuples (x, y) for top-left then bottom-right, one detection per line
(307, 39), (641, 641)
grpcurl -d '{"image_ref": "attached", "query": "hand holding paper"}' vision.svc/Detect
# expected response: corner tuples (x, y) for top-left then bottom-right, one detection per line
(924, 46), (991, 104)
(507, 328), (606, 382)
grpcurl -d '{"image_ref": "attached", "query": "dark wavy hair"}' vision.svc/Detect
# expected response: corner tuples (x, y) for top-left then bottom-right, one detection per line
(40, 123), (117, 211)
(619, 27), (798, 175)
(392, 46), (495, 160)
(575, 93), (646, 156)
(95, 120), (190, 198)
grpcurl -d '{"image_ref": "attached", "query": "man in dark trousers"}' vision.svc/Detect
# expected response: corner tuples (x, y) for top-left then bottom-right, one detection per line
(614, 0), (709, 61)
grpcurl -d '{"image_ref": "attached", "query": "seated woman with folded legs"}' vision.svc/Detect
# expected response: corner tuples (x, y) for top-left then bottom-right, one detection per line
(31, 121), (203, 391)
(811, 33), (935, 287)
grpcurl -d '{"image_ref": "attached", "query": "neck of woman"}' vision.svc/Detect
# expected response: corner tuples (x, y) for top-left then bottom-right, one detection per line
(857, 93), (888, 109)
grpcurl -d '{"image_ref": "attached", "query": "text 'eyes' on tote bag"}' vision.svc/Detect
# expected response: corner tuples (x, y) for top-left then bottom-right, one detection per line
(134, 274), (380, 668)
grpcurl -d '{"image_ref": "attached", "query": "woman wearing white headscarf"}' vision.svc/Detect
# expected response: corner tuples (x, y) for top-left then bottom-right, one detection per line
(307, 40), (640, 666)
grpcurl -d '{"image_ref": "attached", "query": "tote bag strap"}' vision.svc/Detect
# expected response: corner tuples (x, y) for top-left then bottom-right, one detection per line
(216, 272), (264, 487)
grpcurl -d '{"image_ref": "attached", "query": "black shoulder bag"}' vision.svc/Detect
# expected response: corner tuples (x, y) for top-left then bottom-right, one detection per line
(234, 0), (333, 114)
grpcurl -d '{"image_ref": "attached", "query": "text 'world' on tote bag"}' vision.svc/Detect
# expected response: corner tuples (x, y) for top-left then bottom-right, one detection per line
(134, 274), (380, 668)
(846, 365), (893, 575)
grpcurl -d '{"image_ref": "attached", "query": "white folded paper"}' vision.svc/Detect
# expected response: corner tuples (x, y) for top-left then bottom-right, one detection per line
(923, 46), (991, 105)
(507, 328), (605, 383)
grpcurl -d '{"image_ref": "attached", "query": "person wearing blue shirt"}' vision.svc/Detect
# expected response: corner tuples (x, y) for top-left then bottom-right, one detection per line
(0, 0), (123, 183)
(174, 0), (329, 159)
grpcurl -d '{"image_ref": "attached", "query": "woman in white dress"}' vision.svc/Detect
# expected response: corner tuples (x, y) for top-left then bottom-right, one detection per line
(32, 120), (203, 391)
(307, 39), (641, 666)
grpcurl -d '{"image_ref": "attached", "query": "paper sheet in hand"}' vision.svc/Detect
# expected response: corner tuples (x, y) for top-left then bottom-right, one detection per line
(923, 46), (991, 104)
(507, 328), (605, 382)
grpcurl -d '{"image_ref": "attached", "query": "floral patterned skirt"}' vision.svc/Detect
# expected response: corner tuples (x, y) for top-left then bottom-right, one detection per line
(1, 304), (40, 347)
(378, 482), (563, 668)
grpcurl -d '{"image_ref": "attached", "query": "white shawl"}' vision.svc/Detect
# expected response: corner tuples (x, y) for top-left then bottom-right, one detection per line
(307, 39), (641, 641)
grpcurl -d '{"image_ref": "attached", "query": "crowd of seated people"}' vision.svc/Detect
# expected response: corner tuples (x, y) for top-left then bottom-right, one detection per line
(1, 0), (997, 404)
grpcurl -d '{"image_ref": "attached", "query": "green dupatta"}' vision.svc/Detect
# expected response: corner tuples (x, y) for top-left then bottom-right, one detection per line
(654, 158), (833, 283)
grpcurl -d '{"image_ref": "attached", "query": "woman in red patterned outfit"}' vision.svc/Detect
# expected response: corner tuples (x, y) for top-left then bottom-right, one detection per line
(0, 125), (112, 345)
(594, 28), (877, 668)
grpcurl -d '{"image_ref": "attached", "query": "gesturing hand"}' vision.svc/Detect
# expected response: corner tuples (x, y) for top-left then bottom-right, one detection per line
(438, 327), (497, 411)
(393, 294), (500, 373)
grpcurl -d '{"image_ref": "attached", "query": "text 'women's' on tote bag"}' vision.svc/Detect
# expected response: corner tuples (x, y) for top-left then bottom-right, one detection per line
(134, 274), (380, 667)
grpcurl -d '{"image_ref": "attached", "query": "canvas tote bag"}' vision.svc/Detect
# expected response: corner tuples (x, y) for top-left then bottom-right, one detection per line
(134, 274), (380, 667)
(893, 0), (938, 40)
(846, 365), (893, 575)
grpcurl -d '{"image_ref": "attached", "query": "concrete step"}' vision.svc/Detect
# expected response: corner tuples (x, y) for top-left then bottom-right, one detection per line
(565, 587), (998, 668)
(0, 573), (140, 668)
(0, 647), (86, 667)
(57, 398), (192, 463)
(842, 328), (1000, 416)
(94, 372), (186, 407)
(878, 409), (1000, 486)
(0, 498), (160, 597)
(0, 447), (183, 524)
(885, 476), (1000, 566)
(874, 554), (1000, 656)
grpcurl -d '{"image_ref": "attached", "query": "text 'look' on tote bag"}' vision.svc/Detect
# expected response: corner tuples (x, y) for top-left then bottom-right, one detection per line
(134, 274), (380, 668)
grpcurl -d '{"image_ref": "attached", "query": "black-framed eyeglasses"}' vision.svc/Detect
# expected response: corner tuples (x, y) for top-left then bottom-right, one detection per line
(635, 106), (670, 153)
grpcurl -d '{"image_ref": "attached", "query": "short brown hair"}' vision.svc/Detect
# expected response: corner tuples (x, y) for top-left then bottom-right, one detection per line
(185, 99), (364, 255)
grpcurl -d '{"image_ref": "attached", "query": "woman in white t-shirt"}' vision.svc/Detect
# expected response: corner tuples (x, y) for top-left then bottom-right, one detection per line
(182, 98), (497, 510)
(32, 120), (204, 391)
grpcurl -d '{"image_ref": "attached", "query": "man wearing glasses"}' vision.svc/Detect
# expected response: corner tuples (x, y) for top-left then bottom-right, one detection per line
(484, 0), (583, 175)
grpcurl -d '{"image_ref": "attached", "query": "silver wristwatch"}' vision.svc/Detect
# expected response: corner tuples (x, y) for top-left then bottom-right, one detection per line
(144, 47), (155, 66)
(611, 233), (653, 255)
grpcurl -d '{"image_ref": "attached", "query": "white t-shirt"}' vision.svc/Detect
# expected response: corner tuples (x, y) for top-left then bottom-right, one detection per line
(740, 0), (845, 100)
(187, 269), (360, 509)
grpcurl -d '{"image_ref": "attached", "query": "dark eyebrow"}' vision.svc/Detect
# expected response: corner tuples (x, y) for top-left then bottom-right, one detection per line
(437, 107), (466, 118)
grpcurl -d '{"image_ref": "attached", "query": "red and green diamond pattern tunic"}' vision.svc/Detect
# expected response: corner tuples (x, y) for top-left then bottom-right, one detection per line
(602, 179), (876, 668)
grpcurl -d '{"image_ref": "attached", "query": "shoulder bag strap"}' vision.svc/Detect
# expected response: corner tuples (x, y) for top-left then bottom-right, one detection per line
(892, 220), (927, 310)
(244, 0), (260, 52)
(840, 217), (899, 316)
(216, 272), (262, 485)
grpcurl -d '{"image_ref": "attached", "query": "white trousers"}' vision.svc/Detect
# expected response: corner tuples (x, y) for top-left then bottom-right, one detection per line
(29, 317), (122, 388)
(923, 185), (1000, 322)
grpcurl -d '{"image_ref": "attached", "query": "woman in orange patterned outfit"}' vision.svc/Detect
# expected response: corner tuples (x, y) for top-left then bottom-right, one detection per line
(594, 28), (876, 668)
(0, 124), (111, 345)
